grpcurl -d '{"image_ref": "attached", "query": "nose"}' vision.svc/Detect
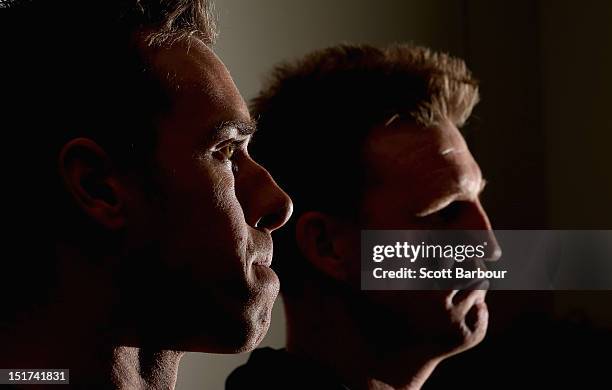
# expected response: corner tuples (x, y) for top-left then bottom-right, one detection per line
(237, 160), (293, 233)
(483, 230), (502, 262)
(457, 200), (502, 263)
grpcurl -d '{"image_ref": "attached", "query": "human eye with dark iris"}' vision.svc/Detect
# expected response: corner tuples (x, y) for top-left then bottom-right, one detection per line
(218, 143), (236, 160)
(214, 139), (247, 173)
(437, 201), (464, 222)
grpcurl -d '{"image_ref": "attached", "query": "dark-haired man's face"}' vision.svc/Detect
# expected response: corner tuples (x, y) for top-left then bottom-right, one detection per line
(349, 119), (498, 365)
(117, 38), (292, 353)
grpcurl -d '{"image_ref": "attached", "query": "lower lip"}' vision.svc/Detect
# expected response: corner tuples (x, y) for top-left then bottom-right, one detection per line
(451, 280), (489, 305)
(442, 278), (490, 291)
(461, 279), (490, 290)
(251, 262), (279, 284)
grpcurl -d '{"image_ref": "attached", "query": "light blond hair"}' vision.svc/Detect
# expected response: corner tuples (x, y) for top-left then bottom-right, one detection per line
(253, 43), (479, 129)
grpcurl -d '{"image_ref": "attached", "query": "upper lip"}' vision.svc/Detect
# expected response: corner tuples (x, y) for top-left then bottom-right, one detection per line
(252, 255), (272, 267)
(439, 277), (490, 290)
(457, 278), (490, 290)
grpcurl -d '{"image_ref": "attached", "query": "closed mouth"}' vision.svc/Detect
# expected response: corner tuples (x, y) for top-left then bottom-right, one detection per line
(459, 278), (490, 290)
(252, 257), (272, 267)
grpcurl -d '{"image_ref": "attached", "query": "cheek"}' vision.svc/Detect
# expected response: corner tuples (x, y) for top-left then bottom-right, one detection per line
(361, 188), (421, 229)
(209, 166), (251, 236)
(156, 161), (250, 272)
(210, 168), (245, 225)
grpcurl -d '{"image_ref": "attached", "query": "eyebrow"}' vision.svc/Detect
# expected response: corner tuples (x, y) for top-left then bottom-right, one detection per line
(213, 119), (258, 137)
(415, 177), (488, 217)
(479, 178), (488, 194)
(200, 119), (258, 148)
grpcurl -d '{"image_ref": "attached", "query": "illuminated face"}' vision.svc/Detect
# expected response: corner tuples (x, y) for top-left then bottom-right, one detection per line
(117, 38), (292, 353)
(353, 118), (499, 365)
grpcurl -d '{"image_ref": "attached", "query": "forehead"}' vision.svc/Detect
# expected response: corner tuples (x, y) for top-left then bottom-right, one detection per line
(362, 119), (482, 212)
(140, 37), (250, 130)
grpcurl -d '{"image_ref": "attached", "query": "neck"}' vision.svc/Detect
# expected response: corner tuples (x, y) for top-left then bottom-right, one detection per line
(284, 283), (440, 390)
(0, 247), (184, 388)
(111, 347), (183, 389)
(1, 304), (183, 388)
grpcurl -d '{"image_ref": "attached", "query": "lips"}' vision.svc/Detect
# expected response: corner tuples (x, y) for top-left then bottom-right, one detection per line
(249, 232), (274, 267)
(458, 278), (490, 291)
(252, 256), (272, 267)
(435, 273), (491, 291)
(449, 279), (489, 314)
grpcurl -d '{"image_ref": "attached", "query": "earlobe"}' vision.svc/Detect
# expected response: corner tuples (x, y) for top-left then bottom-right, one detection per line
(295, 211), (350, 283)
(58, 138), (126, 230)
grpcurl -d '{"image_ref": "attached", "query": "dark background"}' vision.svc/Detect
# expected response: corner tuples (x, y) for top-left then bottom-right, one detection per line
(178, 1), (612, 388)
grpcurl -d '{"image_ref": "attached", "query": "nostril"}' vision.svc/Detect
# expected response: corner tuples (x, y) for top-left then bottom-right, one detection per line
(256, 213), (280, 231)
(485, 235), (502, 261)
(489, 243), (502, 261)
(255, 214), (274, 230)
(256, 204), (292, 232)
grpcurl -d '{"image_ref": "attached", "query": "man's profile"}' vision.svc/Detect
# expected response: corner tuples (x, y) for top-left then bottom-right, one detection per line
(227, 44), (500, 390)
(0, 0), (291, 387)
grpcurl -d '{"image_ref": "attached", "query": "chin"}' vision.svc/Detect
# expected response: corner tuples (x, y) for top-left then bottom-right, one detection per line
(164, 307), (273, 354)
(136, 259), (280, 354)
(236, 281), (278, 352)
(209, 301), (276, 354)
(364, 289), (489, 361)
(200, 275), (278, 354)
(433, 299), (489, 359)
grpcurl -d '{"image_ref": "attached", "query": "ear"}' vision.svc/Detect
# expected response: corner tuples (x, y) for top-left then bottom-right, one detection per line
(295, 211), (355, 283)
(58, 138), (126, 230)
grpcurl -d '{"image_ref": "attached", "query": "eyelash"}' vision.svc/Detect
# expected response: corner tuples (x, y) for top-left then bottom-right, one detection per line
(216, 140), (246, 172)
(218, 143), (236, 160)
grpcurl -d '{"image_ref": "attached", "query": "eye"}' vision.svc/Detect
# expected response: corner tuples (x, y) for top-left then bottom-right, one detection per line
(218, 143), (236, 160)
(437, 201), (465, 222)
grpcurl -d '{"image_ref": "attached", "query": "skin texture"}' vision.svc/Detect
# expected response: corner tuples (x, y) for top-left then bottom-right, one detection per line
(0, 37), (292, 387)
(286, 118), (500, 390)
(117, 37), (293, 353)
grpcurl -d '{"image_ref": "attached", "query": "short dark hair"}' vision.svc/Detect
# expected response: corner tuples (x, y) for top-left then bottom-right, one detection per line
(0, 0), (217, 316)
(0, 0), (217, 45)
(250, 44), (479, 296)
(1, 0), (218, 164)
